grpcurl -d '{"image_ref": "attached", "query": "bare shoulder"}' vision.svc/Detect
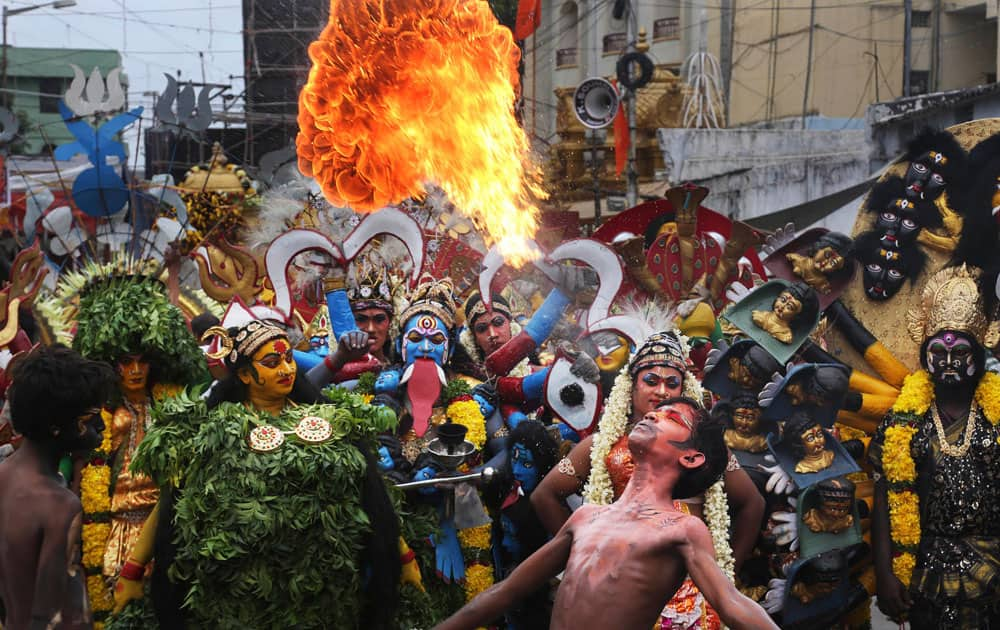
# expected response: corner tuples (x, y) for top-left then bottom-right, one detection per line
(566, 502), (605, 526)
(678, 512), (713, 548)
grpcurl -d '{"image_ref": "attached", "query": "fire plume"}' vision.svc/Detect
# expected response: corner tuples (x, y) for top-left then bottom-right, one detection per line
(297, 0), (543, 265)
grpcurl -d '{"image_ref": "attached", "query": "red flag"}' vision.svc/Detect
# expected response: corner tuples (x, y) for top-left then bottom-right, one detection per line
(514, 0), (541, 40)
(613, 86), (629, 177)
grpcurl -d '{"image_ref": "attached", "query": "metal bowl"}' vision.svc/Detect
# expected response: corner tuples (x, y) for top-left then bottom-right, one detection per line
(426, 437), (475, 471)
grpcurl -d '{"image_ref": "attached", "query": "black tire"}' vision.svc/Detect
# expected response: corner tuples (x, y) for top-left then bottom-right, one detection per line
(616, 52), (654, 90)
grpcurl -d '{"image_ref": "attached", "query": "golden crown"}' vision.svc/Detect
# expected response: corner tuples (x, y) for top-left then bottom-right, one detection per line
(347, 250), (395, 311)
(907, 264), (988, 343)
(399, 276), (458, 330)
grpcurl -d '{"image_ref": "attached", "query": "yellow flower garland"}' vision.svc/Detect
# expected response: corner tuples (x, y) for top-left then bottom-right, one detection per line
(80, 417), (113, 615)
(882, 425), (918, 484)
(458, 523), (492, 550)
(886, 490), (921, 546)
(447, 399), (487, 451)
(464, 563), (494, 601)
(881, 370), (1000, 586)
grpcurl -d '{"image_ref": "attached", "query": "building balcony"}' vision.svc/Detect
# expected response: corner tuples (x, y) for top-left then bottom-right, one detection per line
(653, 17), (680, 41)
(556, 47), (578, 69)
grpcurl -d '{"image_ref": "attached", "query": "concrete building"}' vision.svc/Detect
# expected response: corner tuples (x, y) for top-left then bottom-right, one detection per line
(526, 1), (998, 135)
(3, 46), (124, 155)
(527, 0), (999, 224)
(715, 0), (998, 127)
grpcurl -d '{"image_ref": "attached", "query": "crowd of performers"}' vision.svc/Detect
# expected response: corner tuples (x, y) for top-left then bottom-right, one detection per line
(1, 121), (1000, 630)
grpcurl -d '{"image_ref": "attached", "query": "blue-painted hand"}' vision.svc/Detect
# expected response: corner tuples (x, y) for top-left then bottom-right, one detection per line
(430, 519), (465, 583)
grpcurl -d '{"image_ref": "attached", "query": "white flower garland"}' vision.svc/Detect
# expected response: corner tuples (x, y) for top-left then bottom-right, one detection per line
(704, 480), (735, 581)
(581, 333), (733, 581)
(583, 364), (632, 505)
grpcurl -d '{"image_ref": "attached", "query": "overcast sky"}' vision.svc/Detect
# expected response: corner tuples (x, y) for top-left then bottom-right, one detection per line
(10, 0), (248, 163)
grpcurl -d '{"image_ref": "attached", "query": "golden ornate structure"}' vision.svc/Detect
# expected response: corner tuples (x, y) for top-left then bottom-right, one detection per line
(547, 33), (688, 202)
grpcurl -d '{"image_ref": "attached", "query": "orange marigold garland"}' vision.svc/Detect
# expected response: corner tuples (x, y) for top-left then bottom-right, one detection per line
(80, 412), (114, 623)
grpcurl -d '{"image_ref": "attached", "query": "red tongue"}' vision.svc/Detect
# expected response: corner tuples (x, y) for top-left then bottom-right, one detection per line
(407, 358), (442, 437)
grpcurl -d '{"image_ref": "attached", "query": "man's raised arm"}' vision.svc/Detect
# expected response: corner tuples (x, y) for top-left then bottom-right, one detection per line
(681, 516), (778, 630)
(434, 522), (573, 630)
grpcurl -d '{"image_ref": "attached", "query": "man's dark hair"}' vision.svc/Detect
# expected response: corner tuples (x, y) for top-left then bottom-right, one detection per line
(8, 345), (115, 442)
(190, 312), (220, 340)
(656, 396), (727, 500)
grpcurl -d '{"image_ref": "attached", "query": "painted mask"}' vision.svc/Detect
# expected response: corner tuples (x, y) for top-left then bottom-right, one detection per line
(590, 332), (630, 374)
(772, 290), (803, 322)
(374, 368), (401, 394)
(511, 442), (540, 493)
(904, 150), (949, 202)
(925, 330), (979, 386)
(862, 248), (908, 301)
(799, 424), (827, 457)
(873, 198), (922, 249)
(732, 406), (761, 437)
(307, 335), (330, 358)
(400, 313), (450, 367)
(811, 246), (846, 274)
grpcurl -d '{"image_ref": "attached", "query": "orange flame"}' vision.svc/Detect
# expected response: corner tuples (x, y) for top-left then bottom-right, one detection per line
(297, 0), (543, 266)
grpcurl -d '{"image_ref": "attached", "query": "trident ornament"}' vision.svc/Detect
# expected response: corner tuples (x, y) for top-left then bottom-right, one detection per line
(154, 74), (213, 137)
(63, 65), (126, 118)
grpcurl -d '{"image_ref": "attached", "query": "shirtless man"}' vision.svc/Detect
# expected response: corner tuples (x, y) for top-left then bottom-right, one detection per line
(0, 345), (115, 629)
(436, 397), (777, 630)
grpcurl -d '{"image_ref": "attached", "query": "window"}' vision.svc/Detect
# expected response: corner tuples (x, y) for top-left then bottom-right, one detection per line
(909, 70), (930, 95)
(556, 2), (579, 68)
(911, 10), (931, 28)
(556, 48), (578, 68)
(603, 32), (627, 55)
(654, 17), (680, 41)
(39, 78), (67, 114)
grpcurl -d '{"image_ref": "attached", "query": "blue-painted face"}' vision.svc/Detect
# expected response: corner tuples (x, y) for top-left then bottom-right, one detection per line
(400, 313), (450, 367)
(307, 334), (330, 357)
(511, 443), (539, 494)
(374, 368), (401, 394)
(377, 446), (394, 471)
(473, 392), (496, 418)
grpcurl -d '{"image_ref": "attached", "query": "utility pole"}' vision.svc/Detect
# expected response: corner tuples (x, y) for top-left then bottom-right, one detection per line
(625, 0), (639, 208)
(585, 129), (604, 227)
(903, 0), (912, 97)
(800, 0), (816, 129)
(720, 0), (734, 124)
(930, 0), (941, 92)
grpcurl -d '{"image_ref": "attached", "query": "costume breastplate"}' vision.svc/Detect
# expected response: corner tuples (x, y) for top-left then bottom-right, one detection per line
(919, 409), (1000, 537)
(605, 433), (635, 500)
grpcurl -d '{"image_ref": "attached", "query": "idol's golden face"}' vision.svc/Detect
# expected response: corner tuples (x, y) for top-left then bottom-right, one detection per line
(773, 291), (803, 322)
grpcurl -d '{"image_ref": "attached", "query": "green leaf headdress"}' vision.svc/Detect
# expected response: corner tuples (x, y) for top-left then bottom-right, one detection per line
(70, 257), (208, 387)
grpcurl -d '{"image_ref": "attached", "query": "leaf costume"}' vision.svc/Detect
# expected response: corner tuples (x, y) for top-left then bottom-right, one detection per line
(132, 388), (398, 628)
(57, 260), (209, 626)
